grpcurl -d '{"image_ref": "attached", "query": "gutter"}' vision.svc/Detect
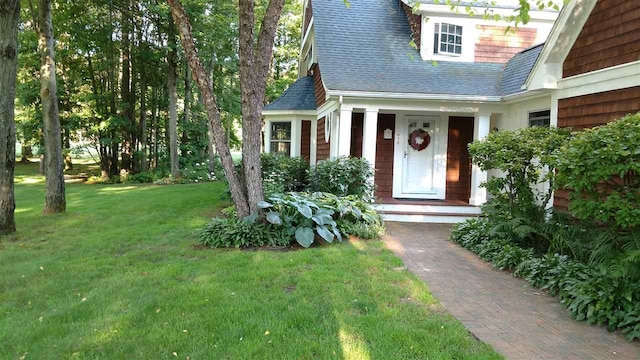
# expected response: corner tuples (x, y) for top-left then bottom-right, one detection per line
(325, 89), (502, 102)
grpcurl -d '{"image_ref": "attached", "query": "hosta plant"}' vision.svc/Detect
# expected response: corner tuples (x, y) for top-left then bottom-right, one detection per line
(258, 193), (343, 248)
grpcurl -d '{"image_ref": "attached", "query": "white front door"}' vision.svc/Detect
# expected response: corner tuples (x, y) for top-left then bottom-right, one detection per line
(392, 114), (448, 199)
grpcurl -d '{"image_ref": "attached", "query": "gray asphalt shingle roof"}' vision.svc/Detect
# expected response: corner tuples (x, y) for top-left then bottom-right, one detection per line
(313, 0), (504, 96)
(500, 44), (544, 95)
(263, 76), (316, 111)
(265, 0), (544, 110)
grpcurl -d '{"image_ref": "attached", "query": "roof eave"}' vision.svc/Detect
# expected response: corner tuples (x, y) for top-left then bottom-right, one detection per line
(326, 89), (502, 102)
(263, 109), (317, 116)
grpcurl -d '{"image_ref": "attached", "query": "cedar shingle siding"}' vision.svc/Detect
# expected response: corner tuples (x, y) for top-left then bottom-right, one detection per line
(311, 63), (326, 107)
(350, 113), (364, 158)
(401, 1), (421, 50)
(303, 0), (313, 35)
(301, 120), (311, 163)
(475, 25), (537, 64)
(316, 117), (330, 162)
(446, 117), (474, 202)
(563, 0), (640, 77)
(374, 114), (396, 199)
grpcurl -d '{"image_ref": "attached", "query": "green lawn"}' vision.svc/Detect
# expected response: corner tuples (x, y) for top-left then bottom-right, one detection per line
(0, 162), (501, 359)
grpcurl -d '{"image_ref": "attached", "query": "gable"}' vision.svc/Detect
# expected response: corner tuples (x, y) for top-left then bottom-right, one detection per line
(563, 0), (640, 78)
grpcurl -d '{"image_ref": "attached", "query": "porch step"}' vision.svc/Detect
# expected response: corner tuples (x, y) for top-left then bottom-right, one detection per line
(373, 203), (481, 224)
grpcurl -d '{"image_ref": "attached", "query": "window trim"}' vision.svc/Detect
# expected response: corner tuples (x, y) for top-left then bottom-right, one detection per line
(434, 22), (463, 57)
(269, 121), (292, 156)
(528, 109), (551, 127)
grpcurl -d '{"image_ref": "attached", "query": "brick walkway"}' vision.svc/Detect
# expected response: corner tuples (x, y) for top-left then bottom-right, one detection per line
(383, 222), (640, 360)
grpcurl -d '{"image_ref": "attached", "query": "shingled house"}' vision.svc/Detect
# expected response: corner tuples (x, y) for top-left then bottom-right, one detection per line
(262, 0), (639, 222)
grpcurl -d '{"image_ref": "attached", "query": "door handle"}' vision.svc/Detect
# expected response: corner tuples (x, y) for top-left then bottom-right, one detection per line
(404, 150), (407, 159)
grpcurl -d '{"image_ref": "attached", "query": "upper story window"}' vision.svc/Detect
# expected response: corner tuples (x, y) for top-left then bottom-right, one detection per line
(434, 23), (463, 56)
(529, 110), (551, 127)
(304, 45), (314, 71)
(270, 122), (292, 156)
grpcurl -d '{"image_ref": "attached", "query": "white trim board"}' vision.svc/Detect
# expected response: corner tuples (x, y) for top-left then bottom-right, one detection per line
(556, 60), (640, 100)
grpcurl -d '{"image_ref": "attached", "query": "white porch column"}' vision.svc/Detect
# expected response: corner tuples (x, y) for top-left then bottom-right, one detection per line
(362, 109), (378, 170)
(469, 113), (491, 206)
(290, 119), (301, 157)
(263, 119), (271, 153)
(337, 108), (353, 157)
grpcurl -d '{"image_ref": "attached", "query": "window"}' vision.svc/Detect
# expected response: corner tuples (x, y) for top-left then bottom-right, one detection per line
(270, 122), (292, 156)
(434, 23), (463, 56)
(528, 110), (551, 127)
(304, 45), (314, 70)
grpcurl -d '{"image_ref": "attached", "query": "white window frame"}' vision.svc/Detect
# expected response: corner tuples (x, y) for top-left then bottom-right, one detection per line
(434, 22), (463, 57)
(269, 121), (293, 156)
(528, 109), (551, 127)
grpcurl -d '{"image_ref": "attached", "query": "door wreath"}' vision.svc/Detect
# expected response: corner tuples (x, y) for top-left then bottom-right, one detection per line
(408, 129), (431, 151)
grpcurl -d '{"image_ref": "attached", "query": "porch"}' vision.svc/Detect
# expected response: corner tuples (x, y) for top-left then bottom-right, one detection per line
(324, 104), (494, 223)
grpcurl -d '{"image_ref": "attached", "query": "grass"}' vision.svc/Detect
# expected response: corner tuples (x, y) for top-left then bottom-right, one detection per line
(0, 161), (501, 359)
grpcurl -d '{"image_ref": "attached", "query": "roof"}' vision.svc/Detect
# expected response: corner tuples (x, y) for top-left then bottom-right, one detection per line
(500, 43), (544, 96)
(312, 0), (504, 97)
(265, 0), (547, 110)
(263, 76), (316, 111)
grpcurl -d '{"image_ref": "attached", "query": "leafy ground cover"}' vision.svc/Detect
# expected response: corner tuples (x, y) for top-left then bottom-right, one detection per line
(0, 161), (500, 359)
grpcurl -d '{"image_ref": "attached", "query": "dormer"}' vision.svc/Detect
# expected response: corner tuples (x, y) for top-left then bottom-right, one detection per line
(402, 0), (559, 64)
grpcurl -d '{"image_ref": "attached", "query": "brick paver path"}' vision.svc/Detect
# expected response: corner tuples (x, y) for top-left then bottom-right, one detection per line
(383, 222), (640, 360)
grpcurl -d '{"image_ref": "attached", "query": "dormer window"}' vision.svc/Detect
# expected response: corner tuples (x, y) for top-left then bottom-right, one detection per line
(434, 23), (462, 56)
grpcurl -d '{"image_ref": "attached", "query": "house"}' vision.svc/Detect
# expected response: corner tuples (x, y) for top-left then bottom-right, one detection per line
(524, 0), (640, 210)
(262, 0), (640, 222)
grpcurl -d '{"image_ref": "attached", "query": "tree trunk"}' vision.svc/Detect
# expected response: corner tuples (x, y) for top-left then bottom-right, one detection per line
(38, 0), (66, 214)
(0, 0), (19, 234)
(20, 144), (32, 163)
(120, 0), (133, 173)
(140, 63), (148, 172)
(238, 0), (285, 214)
(167, 15), (179, 178)
(182, 62), (191, 145)
(167, 0), (250, 217)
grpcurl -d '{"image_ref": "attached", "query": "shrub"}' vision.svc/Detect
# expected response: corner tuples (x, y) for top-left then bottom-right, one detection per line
(309, 157), (375, 202)
(153, 162), (217, 185)
(259, 192), (386, 247)
(556, 113), (640, 230)
(312, 193), (385, 239)
(122, 171), (155, 184)
(472, 238), (534, 270)
(469, 126), (572, 218)
(561, 268), (640, 338)
(260, 154), (309, 195)
(199, 216), (291, 248)
(259, 192), (343, 248)
(451, 218), (491, 251)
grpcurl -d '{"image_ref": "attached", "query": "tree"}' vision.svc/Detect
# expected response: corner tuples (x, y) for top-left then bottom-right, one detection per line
(38, 0), (66, 214)
(168, 0), (285, 217)
(0, 0), (19, 234)
(238, 0), (285, 215)
(167, 12), (179, 178)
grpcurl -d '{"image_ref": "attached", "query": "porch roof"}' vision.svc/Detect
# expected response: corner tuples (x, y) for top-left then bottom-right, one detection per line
(263, 76), (316, 112)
